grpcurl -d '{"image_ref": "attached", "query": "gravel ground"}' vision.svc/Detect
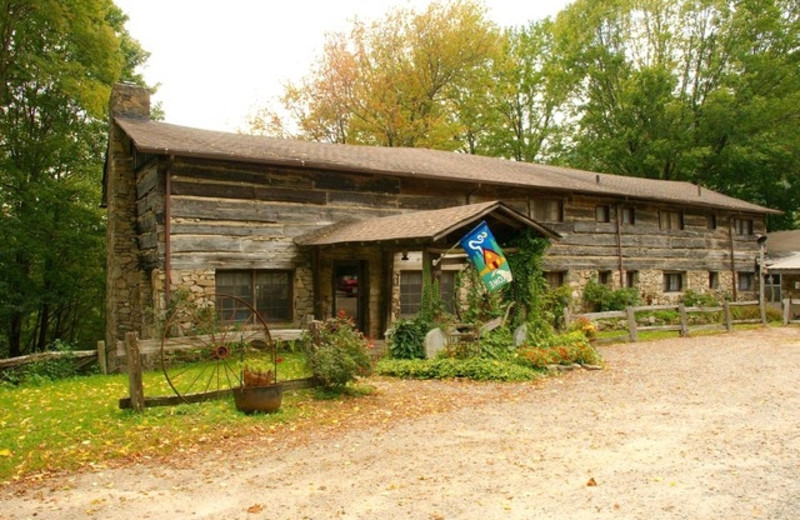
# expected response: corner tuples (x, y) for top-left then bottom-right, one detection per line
(4, 327), (800, 519)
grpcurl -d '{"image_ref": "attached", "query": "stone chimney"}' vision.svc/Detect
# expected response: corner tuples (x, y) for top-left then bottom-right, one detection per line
(110, 83), (151, 119)
(105, 83), (152, 371)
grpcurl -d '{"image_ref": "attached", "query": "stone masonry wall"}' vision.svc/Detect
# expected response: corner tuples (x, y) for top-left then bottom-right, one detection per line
(105, 84), (151, 370)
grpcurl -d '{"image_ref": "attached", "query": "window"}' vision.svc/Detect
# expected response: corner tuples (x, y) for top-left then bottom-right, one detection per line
(738, 272), (754, 291)
(598, 270), (612, 286)
(216, 270), (292, 322)
(660, 211), (683, 231)
(663, 272), (684, 292)
(709, 271), (719, 290)
(546, 271), (566, 288)
(735, 218), (754, 236)
(764, 273), (781, 303)
(595, 205), (611, 223)
(621, 207), (636, 225)
(707, 214), (717, 230)
(532, 199), (563, 222)
(399, 272), (423, 316)
(399, 271), (456, 316)
(625, 270), (638, 288)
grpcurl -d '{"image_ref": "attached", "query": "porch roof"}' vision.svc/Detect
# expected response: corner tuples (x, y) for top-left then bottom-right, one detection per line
(767, 252), (800, 274)
(294, 201), (559, 247)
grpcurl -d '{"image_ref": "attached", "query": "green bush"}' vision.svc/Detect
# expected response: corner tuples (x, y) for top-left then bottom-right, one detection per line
(302, 314), (373, 391)
(0, 340), (86, 386)
(376, 357), (540, 382)
(386, 317), (428, 359)
(682, 289), (719, 307)
(583, 278), (641, 312)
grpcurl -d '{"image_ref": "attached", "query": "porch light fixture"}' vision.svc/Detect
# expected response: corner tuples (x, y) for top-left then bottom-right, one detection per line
(401, 251), (409, 261)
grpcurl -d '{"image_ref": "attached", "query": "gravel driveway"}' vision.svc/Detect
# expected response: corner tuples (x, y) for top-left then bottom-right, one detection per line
(5, 327), (800, 519)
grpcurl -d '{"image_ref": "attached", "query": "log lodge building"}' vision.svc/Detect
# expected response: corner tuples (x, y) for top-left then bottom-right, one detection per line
(104, 84), (778, 349)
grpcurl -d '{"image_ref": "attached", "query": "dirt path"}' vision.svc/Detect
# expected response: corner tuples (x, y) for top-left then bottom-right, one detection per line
(4, 327), (800, 519)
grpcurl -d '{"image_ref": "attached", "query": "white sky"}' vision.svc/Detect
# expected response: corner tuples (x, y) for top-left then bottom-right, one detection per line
(114, 0), (572, 132)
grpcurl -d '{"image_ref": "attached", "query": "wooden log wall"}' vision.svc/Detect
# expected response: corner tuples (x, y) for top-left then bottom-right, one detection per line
(128, 154), (766, 333)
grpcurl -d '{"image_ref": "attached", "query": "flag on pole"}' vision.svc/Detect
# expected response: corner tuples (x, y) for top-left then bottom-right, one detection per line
(459, 221), (513, 292)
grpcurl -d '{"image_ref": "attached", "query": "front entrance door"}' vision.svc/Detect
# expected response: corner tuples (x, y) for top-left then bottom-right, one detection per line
(333, 261), (366, 331)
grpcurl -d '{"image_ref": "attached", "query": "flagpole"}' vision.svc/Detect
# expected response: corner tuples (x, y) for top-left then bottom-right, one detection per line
(432, 240), (462, 266)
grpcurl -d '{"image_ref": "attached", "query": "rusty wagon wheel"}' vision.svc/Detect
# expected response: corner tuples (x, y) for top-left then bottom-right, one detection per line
(160, 293), (274, 403)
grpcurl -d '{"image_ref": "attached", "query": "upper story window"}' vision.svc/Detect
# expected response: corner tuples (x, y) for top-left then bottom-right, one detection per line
(707, 214), (717, 230)
(621, 207), (636, 225)
(734, 218), (754, 236)
(216, 269), (293, 322)
(595, 205), (611, 223)
(532, 199), (563, 222)
(660, 210), (684, 231)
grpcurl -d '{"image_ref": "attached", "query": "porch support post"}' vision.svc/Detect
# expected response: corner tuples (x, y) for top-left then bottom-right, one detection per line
(381, 249), (394, 338)
(311, 248), (322, 320)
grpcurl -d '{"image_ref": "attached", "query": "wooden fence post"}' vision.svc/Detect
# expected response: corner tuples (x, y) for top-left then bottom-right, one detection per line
(125, 332), (145, 412)
(626, 307), (638, 342)
(96, 340), (107, 375)
(723, 301), (733, 332)
(678, 304), (689, 337)
(783, 299), (791, 326)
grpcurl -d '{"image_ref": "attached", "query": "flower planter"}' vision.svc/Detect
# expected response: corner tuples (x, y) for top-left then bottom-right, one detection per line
(233, 384), (283, 414)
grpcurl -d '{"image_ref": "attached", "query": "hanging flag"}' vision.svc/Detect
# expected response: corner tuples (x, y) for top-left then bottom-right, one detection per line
(459, 221), (513, 292)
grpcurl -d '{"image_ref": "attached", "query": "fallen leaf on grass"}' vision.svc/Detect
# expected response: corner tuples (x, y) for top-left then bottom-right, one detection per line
(586, 477), (597, 486)
(247, 504), (264, 514)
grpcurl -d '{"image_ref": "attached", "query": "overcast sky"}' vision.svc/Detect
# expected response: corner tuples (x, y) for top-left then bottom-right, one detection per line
(114, 0), (572, 132)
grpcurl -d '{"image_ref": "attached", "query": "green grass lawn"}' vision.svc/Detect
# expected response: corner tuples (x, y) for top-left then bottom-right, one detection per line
(0, 351), (311, 483)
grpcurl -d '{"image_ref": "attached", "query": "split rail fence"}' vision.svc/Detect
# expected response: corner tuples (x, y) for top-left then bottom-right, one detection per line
(566, 299), (800, 345)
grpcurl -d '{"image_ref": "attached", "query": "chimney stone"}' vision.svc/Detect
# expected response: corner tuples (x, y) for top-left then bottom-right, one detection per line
(110, 83), (151, 119)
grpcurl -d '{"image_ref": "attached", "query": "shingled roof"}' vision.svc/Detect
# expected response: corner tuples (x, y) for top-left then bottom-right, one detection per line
(115, 117), (779, 215)
(294, 201), (559, 247)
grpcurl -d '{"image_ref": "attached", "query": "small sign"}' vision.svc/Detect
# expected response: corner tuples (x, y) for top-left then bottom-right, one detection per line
(459, 221), (513, 292)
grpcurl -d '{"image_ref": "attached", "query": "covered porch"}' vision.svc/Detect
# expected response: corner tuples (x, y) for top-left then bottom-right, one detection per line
(294, 201), (559, 338)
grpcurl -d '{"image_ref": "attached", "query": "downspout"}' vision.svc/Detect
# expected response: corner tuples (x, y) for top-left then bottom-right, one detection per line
(164, 156), (174, 305)
(728, 215), (737, 300)
(616, 203), (624, 286)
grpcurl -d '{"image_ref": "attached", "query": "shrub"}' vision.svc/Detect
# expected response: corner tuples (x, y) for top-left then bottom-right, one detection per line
(302, 314), (372, 391)
(376, 357), (540, 382)
(386, 317), (428, 359)
(516, 331), (603, 369)
(583, 278), (641, 312)
(0, 340), (85, 386)
(682, 289), (719, 307)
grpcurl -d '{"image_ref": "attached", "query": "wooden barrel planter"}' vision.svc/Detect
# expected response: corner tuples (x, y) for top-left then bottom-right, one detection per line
(233, 384), (283, 414)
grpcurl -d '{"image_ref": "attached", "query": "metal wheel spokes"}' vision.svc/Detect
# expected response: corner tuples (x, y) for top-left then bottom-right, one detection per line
(160, 293), (273, 402)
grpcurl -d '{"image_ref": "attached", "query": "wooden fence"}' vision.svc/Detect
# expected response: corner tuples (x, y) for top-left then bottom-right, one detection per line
(785, 298), (800, 325)
(117, 329), (308, 411)
(564, 300), (776, 345)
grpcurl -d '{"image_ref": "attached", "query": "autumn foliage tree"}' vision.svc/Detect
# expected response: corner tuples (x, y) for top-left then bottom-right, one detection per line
(250, 0), (503, 150)
(251, 0), (798, 228)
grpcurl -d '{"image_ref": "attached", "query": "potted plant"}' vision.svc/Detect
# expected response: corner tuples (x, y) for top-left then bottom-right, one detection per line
(233, 346), (284, 414)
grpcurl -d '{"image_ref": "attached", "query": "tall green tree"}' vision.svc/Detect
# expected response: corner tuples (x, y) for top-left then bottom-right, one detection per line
(0, 0), (148, 358)
(474, 21), (574, 162)
(553, 0), (800, 228)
